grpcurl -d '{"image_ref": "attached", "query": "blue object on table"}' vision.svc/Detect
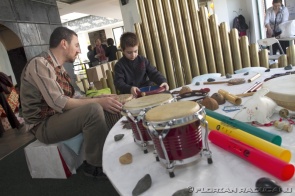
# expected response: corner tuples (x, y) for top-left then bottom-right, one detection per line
(140, 86), (160, 92)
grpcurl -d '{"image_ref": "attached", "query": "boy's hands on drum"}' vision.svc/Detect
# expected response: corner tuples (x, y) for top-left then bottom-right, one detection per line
(96, 97), (122, 114)
(160, 82), (169, 91)
(131, 86), (140, 97)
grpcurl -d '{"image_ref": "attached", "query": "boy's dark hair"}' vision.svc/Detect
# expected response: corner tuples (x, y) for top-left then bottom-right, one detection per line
(87, 45), (92, 51)
(49, 27), (77, 48)
(107, 38), (114, 46)
(120, 32), (139, 51)
(273, 0), (282, 4)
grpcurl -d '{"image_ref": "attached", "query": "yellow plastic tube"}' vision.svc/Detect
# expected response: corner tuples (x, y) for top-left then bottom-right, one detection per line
(206, 115), (291, 163)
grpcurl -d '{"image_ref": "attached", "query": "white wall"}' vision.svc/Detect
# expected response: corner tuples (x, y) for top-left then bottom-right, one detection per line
(119, 0), (141, 32)
(0, 41), (17, 84)
(244, 0), (264, 43)
(213, 0), (230, 30)
(214, 0), (261, 43)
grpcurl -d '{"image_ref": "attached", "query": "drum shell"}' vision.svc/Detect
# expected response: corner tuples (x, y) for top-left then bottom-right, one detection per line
(150, 120), (203, 161)
(127, 117), (152, 143)
(104, 112), (122, 131)
(105, 94), (133, 130)
(143, 101), (206, 162)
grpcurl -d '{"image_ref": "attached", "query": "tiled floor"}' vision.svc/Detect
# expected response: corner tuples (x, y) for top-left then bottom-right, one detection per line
(0, 128), (34, 160)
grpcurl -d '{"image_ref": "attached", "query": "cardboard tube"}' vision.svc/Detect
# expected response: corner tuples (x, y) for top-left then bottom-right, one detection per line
(206, 116), (291, 162)
(209, 131), (294, 181)
(218, 89), (242, 105)
(242, 81), (261, 94)
(235, 92), (255, 97)
(248, 73), (261, 83)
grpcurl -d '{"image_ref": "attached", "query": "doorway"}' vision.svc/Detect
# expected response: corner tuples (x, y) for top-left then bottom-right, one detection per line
(0, 24), (26, 86)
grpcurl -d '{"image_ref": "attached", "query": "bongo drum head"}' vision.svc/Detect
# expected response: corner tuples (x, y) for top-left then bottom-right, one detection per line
(123, 94), (173, 111)
(145, 101), (200, 128)
(115, 94), (133, 103)
(262, 74), (295, 111)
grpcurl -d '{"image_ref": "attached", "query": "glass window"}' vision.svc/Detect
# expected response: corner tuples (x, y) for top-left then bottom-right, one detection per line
(112, 26), (124, 48)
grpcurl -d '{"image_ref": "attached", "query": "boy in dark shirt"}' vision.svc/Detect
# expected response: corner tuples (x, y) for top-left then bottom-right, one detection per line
(114, 32), (169, 96)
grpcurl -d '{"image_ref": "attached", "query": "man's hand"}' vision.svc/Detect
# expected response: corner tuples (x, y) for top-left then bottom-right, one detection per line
(97, 97), (122, 114)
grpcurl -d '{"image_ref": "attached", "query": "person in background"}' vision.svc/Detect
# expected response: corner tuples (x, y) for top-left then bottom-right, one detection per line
(20, 27), (122, 178)
(264, 0), (289, 54)
(93, 38), (107, 63)
(114, 32), (169, 97)
(87, 45), (96, 67)
(0, 72), (22, 134)
(105, 38), (118, 62)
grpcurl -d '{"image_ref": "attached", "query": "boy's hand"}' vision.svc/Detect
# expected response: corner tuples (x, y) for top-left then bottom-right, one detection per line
(131, 87), (140, 97)
(160, 83), (169, 91)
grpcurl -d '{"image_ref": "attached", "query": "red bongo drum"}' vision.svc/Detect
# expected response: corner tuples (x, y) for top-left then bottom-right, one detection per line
(121, 94), (175, 153)
(143, 101), (213, 177)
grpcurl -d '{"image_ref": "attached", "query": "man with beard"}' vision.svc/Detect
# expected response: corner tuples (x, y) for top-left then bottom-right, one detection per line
(20, 27), (122, 178)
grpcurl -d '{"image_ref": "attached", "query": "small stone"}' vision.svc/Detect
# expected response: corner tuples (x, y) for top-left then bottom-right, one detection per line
(256, 177), (282, 194)
(195, 81), (200, 85)
(172, 188), (193, 196)
(132, 174), (152, 196)
(114, 134), (124, 141)
(265, 68), (270, 72)
(284, 64), (293, 70)
(243, 72), (249, 75)
(207, 78), (215, 82)
(225, 73), (232, 78)
(119, 153), (133, 164)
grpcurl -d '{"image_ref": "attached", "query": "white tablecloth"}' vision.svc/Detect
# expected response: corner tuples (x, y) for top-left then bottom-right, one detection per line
(103, 67), (295, 196)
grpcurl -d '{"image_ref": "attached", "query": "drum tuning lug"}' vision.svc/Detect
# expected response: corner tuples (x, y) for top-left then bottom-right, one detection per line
(202, 149), (212, 158)
(153, 150), (160, 161)
(207, 157), (213, 164)
(169, 172), (175, 178)
(167, 164), (175, 178)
